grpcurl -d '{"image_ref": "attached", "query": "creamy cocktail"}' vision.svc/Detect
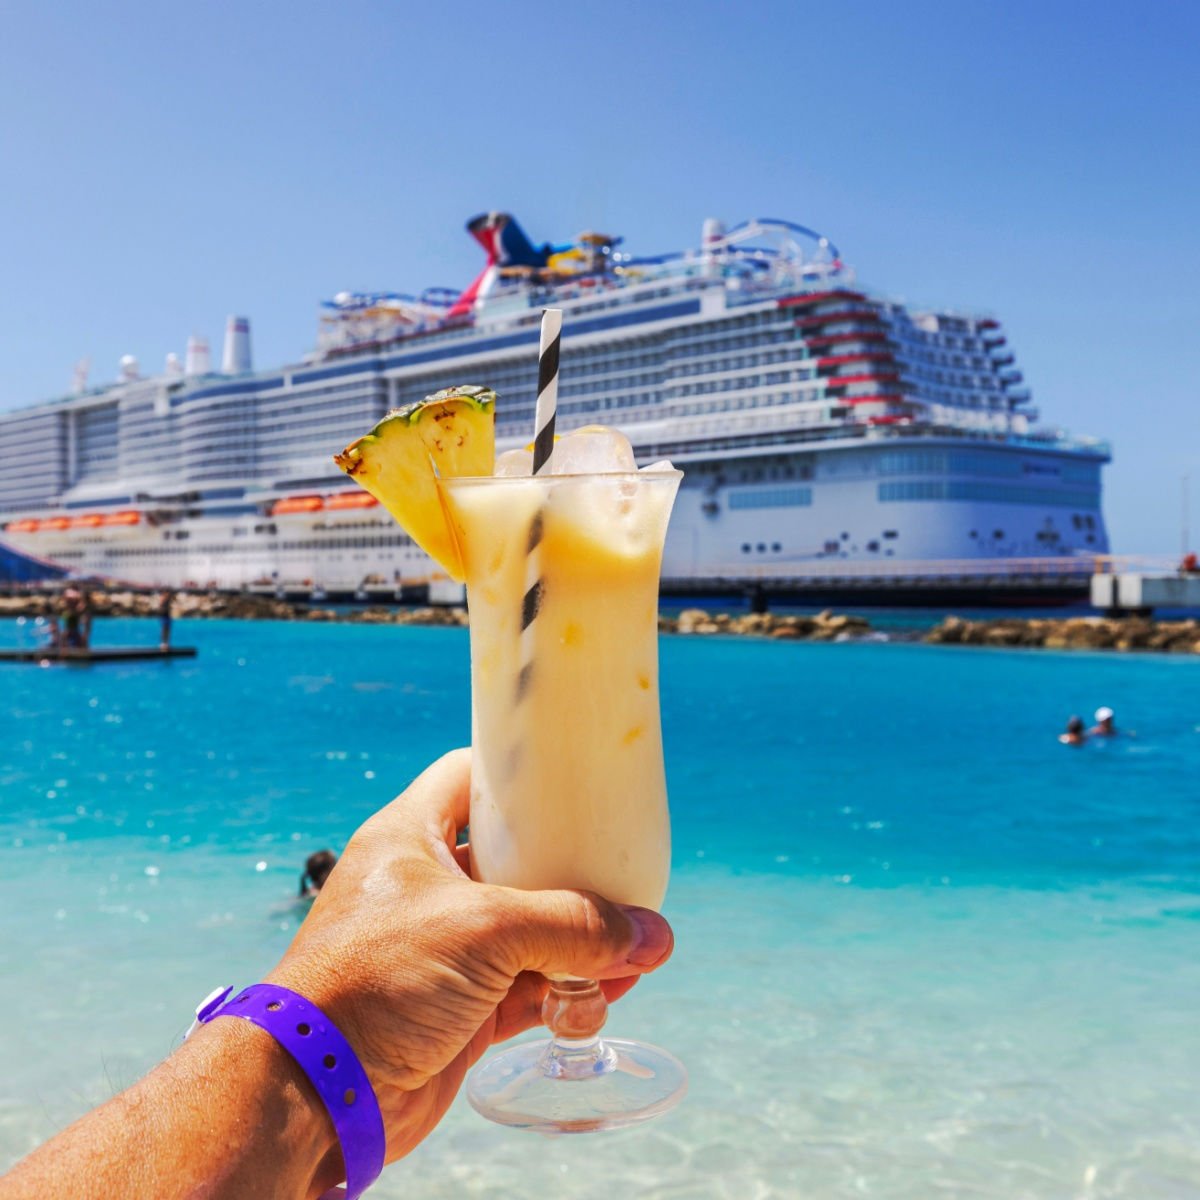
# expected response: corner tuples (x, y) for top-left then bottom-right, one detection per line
(441, 470), (679, 909)
(336, 387), (688, 1131)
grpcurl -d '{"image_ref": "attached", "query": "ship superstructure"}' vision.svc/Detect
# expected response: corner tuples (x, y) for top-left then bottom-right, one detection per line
(0, 214), (1110, 598)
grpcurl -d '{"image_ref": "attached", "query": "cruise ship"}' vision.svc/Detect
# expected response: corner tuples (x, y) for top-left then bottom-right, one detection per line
(0, 213), (1110, 601)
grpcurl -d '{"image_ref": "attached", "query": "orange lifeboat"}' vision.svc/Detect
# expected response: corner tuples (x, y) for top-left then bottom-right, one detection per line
(325, 491), (379, 511)
(43, 516), (71, 531)
(271, 494), (325, 516)
(102, 510), (141, 526)
(5, 518), (41, 534)
(68, 513), (104, 529)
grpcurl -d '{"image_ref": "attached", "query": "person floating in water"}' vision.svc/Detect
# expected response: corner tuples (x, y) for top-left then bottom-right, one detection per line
(1059, 715), (1087, 746)
(299, 849), (338, 898)
(158, 589), (176, 651)
(1089, 707), (1118, 737)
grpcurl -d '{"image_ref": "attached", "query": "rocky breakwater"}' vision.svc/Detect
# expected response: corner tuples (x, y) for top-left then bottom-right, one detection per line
(926, 614), (1200, 654)
(0, 589), (469, 627)
(662, 608), (873, 641)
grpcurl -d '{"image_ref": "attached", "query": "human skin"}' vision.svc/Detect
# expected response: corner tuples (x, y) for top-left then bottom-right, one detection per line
(0, 749), (674, 1199)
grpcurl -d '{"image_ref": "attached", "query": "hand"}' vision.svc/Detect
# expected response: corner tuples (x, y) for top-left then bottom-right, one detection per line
(266, 748), (674, 1166)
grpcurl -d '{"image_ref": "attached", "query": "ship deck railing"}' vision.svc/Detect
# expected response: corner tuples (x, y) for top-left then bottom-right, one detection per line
(684, 554), (1177, 587)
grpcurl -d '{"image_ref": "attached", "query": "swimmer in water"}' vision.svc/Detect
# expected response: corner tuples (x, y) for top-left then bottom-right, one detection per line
(1059, 715), (1087, 746)
(1089, 706), (1117, 737)
(299, 848), (338, 898)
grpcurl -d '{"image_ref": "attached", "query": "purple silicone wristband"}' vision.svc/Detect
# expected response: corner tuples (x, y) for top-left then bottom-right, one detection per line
(199, 983), (385, 1200)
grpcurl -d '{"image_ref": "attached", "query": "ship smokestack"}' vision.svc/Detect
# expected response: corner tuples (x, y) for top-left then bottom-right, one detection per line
(185, 334), (211, 376)
(702, 217), (726, 249)
(221, 315), (252, 375)
(165, 351), (183, 378)
(119, 354), (140, 382)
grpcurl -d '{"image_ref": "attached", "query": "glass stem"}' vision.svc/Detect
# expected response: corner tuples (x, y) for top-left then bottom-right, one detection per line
(539, 978), (618, 1080)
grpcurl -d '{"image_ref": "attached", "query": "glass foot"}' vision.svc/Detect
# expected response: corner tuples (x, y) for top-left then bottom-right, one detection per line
(467, 1036), (688, 1134)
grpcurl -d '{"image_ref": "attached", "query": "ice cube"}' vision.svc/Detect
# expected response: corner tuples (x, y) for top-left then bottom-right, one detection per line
(640, 459), (675, 473)
(551, 425), (637, 475)
(493, 448), (534, 477)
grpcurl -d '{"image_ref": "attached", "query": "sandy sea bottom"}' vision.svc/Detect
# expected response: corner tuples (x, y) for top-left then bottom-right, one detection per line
(1, 616), (1199, 1197)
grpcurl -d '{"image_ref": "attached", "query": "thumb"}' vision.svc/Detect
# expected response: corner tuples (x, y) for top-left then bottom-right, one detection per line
(489, 888), (674, 981)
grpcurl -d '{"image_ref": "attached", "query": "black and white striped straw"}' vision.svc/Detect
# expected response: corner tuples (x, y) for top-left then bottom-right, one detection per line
(532, 308), (561, 474)
(515, 309), (561, 707)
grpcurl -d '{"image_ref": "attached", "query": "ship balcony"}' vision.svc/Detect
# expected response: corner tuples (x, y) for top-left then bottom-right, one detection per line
(982, 336), (1007, 351)
(802, 330), (893, 350)
(989, 352), (1015, 368)
(977, 318), (1000, 331)
(793, 308), (881, 330)
(815, 351), (895, 369)
(777, 288), (867, 310)
(999, 370), (1024, 386)
(1006, 387), (1032, 404)
(823, 371), (902, 391)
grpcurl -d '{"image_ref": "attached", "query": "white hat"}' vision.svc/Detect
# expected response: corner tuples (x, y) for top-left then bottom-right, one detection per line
(1095, 707), (1114, 723)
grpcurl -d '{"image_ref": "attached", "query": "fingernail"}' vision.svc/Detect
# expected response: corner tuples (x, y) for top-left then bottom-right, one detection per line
(619, 904), (672, 968)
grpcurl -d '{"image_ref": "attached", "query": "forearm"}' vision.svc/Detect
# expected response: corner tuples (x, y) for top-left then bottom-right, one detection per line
(0, 1017), (341, 1200)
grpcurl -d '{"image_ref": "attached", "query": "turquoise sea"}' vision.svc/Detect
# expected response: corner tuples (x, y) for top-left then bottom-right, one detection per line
(2, 615), (1200, 1198)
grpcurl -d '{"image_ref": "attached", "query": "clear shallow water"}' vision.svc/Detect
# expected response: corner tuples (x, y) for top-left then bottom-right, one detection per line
(2, 616), (1200, 1197)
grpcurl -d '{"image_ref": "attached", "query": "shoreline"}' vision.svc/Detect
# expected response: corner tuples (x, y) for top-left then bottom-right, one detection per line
(2, 590), (1199, 653)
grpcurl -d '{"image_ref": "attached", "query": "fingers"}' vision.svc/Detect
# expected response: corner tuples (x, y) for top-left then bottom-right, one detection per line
(489, 889), (673, 982)
(361, 748), (471, 847)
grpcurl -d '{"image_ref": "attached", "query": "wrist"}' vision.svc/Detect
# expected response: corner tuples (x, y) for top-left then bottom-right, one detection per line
(183, 1013), (344, 1199)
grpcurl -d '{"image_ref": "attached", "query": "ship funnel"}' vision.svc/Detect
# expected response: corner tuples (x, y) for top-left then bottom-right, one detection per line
(119, 354), (140, 382)
(221, 315), (252, 375)
(185, 334), (211, 376)
(702, 218), (726, 248)
(165, 351), (183, 378)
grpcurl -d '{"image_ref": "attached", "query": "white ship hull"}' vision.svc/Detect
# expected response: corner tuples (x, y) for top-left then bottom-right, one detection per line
(3, 435), (1107, 596)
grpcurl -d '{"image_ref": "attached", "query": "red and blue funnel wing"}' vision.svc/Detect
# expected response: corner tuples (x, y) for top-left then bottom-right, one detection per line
(465, 212), (550, 269)
(448, 213), (551, 319)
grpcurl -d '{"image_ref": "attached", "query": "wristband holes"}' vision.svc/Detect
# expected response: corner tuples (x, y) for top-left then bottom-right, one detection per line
(343, 1088), (356, 1106)
(267, 1001), (282, 1012)
(323, 1053), (337, 1069)
(296, 1022), (311, 1036)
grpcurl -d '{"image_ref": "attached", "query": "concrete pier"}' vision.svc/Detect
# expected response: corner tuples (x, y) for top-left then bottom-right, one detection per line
(1091, 572), (1200, 615)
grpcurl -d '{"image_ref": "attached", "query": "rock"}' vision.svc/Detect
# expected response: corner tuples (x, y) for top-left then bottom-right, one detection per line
(675, 609), (711, 635)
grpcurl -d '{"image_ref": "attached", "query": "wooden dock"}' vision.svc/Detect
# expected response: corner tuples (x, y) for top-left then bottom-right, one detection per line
(0, 646), (197, 664)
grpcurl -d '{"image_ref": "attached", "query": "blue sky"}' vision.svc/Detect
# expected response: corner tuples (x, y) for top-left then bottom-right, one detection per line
(1, 1), (1197, 553)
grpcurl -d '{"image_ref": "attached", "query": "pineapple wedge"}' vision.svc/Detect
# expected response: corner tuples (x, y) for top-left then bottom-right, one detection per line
(334, 385), (495, 580)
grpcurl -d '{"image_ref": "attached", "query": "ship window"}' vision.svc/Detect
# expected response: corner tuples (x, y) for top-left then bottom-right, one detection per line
(741, 543), (751, 553)
(993, 530), (1004, 539)
(883, 530), (898, 539)
(867, 541), (879, 552)
(771, 542), (781, 552)
(756, 543), (766, 553)
(841, 532), (849, 540)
